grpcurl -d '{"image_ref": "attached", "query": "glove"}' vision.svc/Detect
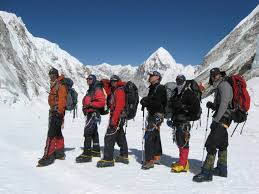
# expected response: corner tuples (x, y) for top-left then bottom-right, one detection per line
(166, 119), (173, 128)
(210, 121), (220, 130)
(206, 101), (215, 110)
(140, 97), (149, 107)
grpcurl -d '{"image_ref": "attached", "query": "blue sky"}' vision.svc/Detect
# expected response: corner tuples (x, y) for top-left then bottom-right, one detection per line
(0, 0), (258, 66)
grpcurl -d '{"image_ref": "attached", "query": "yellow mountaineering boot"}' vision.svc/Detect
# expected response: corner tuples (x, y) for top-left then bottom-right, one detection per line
(171, 161), (189, 173)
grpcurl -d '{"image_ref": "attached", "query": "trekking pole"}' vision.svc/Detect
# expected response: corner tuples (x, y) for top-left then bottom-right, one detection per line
(201, 108), (210, 165)
(231, 124), (239, 137)
(240, 120), (247, 135)
(125, 119), (128, 135)
(141, 106), (145, 164)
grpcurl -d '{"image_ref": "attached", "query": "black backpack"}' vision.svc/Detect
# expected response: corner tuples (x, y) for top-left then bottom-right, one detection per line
(181, 80), (202, 121)
(123, 81), (139, 120)
(164, 82), (177, 119)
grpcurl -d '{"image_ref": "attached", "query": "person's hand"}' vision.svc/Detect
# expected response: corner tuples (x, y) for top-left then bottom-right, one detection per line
(206, 101), (215, 110)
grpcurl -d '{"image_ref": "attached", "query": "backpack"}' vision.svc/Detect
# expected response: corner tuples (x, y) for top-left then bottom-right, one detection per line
(226, 75), (250, 123)
(99, 79), (111, 115)
(123, 81), (139, 120)
(62, 78), (78, 111)
(182, 80), (202, 121)
(164, 82), (177, 119)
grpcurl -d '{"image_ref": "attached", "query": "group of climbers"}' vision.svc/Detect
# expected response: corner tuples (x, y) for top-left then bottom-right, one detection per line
(38, 66), (249, 183)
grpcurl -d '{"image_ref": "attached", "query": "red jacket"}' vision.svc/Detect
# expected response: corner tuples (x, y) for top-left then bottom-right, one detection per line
(83, 85), (106, 113)
(109, 81), (126, 127)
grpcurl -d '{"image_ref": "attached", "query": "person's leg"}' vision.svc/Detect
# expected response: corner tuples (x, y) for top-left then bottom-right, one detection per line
(171, 123), (190, 172)
(97, 126), (118, 167)
(115, 125), (129, 164)
(76, 114), (95, 163)
(193, 128), (217, 182)
(213, 117), (230, 177)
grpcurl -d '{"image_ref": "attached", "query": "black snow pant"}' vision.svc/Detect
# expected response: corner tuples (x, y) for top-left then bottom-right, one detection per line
(48, 110), (63, 138)
(144, 113), (164, 161)
(174, 121), (191, 149)
(83, 112), (100, 153)
(205, 116), (232, 155)
(103, 118), (128, 160)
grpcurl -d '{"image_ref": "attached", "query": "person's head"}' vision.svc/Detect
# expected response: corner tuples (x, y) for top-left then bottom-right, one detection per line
(110, 75), (120, 87)
(148, 71), (162, 84)
(210, 68), (222, 83)
(176, 74), (186, 86)
(49, 67), (59, 82)
(86, 74), (97, 86)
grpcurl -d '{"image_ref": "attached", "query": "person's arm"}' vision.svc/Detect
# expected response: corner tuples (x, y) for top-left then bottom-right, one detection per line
(213, 81), (233, 122)
(111, 89), (125, 127)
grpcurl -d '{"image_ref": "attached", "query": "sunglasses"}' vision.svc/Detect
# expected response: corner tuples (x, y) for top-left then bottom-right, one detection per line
(86, 78), (93, 80)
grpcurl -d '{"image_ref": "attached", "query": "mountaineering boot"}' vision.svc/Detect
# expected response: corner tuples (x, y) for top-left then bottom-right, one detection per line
(141, 160), (154, 170)
(37, 137), (56, 167)
(213, 150), (228, 177)
(213, 165), (227, 177)
(96, 159), (115, 168)
(91, 150), (101, 157)
(55, 151), (66, 160)
(115, 155), (129, 164)
(193, 154), (216, 182)
(171, 161), (189, 173)
(92, 142), (101, 157)
(153, 155), (161, 165)
(75, 149), (92, 163)
(192, 168), (213, 182)
(37, 155), (55, 167)
(171, 148), (189, 172)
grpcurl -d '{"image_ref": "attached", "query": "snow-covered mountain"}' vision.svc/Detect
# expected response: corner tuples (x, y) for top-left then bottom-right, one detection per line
(0, 11), (90, 104)
(0, 11), (195, 103)
(195, 5), (259, 89)
(132, 47), (195, 96)
(88, 63), (137, 81)
(1, 4), (259, 103)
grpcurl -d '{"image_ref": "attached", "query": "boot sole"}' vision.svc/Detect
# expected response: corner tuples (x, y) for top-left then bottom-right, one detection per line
(141, 166), (154, 170)
(171, 169), (188, 173)
(192, 179), (213, 183)
(96, 164), (114, 168)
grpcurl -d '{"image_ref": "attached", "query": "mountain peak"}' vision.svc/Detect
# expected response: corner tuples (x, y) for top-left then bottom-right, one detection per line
(146, 47), (176, 65)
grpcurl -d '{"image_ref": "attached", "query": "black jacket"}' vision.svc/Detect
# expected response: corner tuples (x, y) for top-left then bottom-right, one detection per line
(171, 82), (200, 122)
(143, 83), (167, 115)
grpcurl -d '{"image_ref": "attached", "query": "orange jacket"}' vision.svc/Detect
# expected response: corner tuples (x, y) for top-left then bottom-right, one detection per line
(48, 74), (67, 115)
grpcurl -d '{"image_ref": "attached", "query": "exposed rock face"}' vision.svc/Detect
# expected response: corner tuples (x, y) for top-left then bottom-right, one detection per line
(195, 5), (259, 89)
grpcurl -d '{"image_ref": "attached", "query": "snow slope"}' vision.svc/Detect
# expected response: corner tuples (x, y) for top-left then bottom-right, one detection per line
(0, 78), (258, 194)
